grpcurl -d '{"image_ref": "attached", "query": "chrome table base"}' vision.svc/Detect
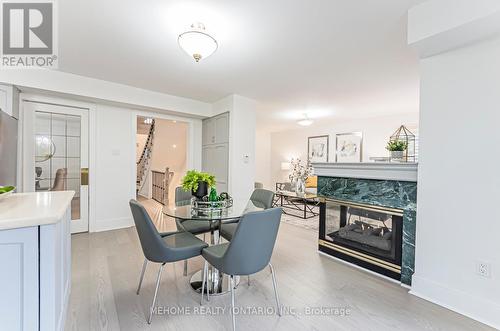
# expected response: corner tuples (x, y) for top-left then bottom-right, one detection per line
(190, 269), (240, 296)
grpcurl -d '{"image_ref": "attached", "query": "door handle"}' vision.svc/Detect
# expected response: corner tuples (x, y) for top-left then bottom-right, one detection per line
(81, 168), (89, 185)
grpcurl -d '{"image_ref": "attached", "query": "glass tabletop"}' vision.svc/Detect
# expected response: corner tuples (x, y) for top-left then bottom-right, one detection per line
(162, 204), (244, 221)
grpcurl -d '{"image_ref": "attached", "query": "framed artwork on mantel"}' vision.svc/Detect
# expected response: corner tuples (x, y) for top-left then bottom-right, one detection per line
(336, 132), (363, 162)
(308, 135), (329, 163)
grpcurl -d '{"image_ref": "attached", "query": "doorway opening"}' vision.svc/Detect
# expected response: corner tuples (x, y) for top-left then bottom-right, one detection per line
(136, 115), (189, 209)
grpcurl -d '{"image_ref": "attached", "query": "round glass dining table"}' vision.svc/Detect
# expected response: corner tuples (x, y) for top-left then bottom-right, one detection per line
(162, 204), (243, 295)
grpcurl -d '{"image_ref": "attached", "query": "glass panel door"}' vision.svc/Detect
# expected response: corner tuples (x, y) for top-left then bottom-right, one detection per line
(23, 101), (89, 233)
(34, 111), (82, 220)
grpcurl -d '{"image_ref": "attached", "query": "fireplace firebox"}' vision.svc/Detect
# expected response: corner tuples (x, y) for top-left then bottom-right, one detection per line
(319, 199), (403, 280)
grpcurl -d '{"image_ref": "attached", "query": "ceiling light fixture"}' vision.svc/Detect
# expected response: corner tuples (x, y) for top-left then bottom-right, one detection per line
(297, 114), (313, 126)
(178, 22), (218, 62)
(144, 118), (153, 125)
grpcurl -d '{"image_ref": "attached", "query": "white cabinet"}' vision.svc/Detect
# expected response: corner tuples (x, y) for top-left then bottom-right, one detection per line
(202, 112), (229, 146)
(0, 192), (73, 331)
(202, 144), (228, 192)
(202, 112), (230, 193)
(202, 118), (216, 145)
(214, 114), (229, 144)
(0, 227), (39, 331)
(202, 145), (212, 173)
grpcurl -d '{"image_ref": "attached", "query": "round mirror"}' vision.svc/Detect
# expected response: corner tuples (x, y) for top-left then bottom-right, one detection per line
(35, 136), (56, 162)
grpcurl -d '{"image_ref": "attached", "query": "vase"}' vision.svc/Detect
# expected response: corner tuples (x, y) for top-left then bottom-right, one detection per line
(193, 181), (208, 199)
(391, 150), (405, 162)
(295, 178), (306, 195)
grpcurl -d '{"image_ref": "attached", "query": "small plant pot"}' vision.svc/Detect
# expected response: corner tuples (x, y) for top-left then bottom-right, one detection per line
(193, 181), (208, 199)
(391, 150), (405, 161)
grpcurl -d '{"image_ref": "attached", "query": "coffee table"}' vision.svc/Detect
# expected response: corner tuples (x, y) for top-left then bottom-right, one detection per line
(273, 190), (321, 219)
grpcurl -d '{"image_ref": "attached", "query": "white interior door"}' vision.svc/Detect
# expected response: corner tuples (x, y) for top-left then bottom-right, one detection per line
(22, 101), (89, 233)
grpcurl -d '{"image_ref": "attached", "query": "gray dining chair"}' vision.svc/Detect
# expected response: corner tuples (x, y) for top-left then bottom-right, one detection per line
(174, 186), (212, 276)
(129, 199), (208, 324)
(220, 188), (275, 241)
(201, 208), (283, 331)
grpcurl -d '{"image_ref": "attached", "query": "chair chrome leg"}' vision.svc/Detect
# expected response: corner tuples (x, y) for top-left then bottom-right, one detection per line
(136, 259), (148, 295)
(183, 259), (188, 276)
(269, 263), (281, 316)
(206, 264), (210, 302)
(148, 263), (165, 324)
(230, 275), (236, 331)
(201, 260), (207, 305)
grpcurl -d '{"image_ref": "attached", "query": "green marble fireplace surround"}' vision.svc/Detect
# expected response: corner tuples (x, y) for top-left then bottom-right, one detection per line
(317, 175), (417, 285)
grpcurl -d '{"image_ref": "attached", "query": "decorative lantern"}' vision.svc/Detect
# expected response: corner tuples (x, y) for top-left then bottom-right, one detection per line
(389, 125), (416, 162)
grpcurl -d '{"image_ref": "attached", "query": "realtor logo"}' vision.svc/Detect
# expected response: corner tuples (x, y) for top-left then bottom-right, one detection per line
(1, 0), (58, 68)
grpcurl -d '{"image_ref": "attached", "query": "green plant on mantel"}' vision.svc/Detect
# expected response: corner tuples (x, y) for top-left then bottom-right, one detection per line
(181, 170), (216, 192)
(386, 140), (408, 152)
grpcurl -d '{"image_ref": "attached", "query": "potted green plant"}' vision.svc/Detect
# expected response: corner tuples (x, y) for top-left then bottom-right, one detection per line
(386, 140), (408, 161)
(181, 170), (216, 199)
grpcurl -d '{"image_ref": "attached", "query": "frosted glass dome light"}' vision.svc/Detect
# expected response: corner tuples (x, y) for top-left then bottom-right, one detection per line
(297, 114), (313, 126)
(178, 23), (218, 62)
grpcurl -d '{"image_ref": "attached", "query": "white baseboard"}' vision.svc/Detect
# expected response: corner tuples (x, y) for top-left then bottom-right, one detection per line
(94, 217), (134, 232)
(410, 274), (500, 329)
(137, 192), (150, 199)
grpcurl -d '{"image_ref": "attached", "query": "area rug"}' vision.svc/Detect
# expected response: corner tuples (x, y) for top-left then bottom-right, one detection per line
(281, 213), (319, 231)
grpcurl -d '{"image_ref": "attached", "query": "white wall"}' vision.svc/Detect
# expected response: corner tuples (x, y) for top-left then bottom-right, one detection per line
(255, 130), (272, 189)
(229, 95), (256, 209)
(0, 70), (211, 117)
(408, 0), (500, 57)
(411, 36), (500, 329)
(94, 105), (137, 231)
(264, 113), (418, 185)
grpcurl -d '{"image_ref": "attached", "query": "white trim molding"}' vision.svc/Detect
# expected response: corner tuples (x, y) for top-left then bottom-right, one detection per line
(410, 275), (500, 329)
(312, 162), (418, 182)
(94, 217), (134, 232)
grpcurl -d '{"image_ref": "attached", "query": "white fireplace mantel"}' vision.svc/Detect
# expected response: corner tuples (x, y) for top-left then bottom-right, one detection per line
(312, 162), (418, 182)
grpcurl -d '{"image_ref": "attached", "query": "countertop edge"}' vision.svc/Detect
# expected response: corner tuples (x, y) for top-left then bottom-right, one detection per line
(0, 191), (75, 231)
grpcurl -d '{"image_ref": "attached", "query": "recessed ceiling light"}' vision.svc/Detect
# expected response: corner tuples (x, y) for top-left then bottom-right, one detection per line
(297, 114), (313, 126)
(172, 144), (177, 148)
(178, 22), (218, 62)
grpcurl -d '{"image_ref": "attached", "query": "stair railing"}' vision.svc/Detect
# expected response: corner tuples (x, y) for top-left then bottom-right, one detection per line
(151, 167), (174, 205)
(136, 119), (155, 192)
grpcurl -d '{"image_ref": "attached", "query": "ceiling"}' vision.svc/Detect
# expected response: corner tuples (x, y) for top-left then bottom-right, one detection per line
(59, 0), (424, 132)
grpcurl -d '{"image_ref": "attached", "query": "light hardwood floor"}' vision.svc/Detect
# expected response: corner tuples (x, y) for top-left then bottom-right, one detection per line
(65, 199), (493, 331)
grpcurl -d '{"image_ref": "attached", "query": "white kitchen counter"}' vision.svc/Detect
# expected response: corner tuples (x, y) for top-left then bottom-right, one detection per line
(0, 191), (75, 230)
